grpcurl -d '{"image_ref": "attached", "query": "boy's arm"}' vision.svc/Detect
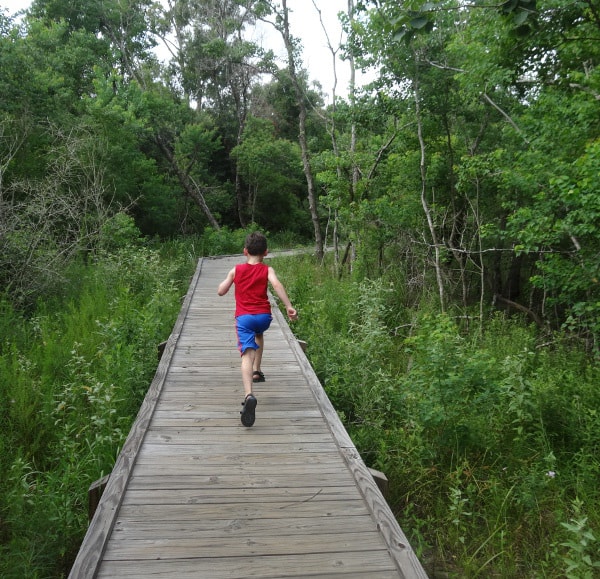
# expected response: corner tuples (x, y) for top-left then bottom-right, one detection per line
(268, 267), (298, 320)
(217, 268), (235, 296)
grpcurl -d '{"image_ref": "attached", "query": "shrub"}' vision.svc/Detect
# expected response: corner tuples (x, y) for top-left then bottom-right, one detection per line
(274, 256), (600, 578)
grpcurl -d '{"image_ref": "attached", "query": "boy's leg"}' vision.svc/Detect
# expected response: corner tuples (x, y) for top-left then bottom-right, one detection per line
(253, 333), (264, 376)
(240, 349), (258, 427)
(241, 348), (256, 397)
(236, 315), (260, 394)
(235, 314), (271, 425)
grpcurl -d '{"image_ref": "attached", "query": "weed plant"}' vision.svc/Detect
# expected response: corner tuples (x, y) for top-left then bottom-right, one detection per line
(0, 239), (198, 578)
(272, 253), (600, 578)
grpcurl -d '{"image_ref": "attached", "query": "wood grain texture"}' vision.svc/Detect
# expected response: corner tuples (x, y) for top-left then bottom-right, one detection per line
(69, 255), (428, 578)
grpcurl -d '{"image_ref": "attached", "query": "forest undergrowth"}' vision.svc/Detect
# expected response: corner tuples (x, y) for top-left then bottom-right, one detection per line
(0, 242), (196, 577)
(1, 232), (599, 578)
(272, 253), (600, 579)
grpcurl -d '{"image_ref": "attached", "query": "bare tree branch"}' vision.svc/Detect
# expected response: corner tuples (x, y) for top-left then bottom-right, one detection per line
(481, 93), (531, 145)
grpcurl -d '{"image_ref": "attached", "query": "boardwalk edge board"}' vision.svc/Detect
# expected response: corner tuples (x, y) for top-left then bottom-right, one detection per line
(68, 258), (205, 579)
(272, 296), (428, 578)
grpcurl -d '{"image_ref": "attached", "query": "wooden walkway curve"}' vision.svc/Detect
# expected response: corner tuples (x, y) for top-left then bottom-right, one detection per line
(69, 255), (427, 578)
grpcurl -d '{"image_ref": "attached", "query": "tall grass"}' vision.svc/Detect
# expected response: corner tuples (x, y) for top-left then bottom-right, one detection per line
(272, 253), (600, 578)
(0, 241), (197, 578)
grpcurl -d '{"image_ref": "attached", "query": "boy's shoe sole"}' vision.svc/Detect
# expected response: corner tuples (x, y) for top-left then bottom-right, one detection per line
(252, 371), (265, 383)
(240, 394), (257, 427)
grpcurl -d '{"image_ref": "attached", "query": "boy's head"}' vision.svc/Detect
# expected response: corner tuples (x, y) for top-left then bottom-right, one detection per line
(244, 232), (268, 256)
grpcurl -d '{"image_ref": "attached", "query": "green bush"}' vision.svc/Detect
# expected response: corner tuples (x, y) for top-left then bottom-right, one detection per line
(0, 242), (196, 578)
(273, 255), (600, 578)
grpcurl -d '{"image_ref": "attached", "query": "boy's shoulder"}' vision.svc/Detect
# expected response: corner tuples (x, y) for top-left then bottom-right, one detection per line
(236, 261), (269, 271)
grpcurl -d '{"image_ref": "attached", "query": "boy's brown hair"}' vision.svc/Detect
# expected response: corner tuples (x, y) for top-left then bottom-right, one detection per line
(245, 232), (268, 256)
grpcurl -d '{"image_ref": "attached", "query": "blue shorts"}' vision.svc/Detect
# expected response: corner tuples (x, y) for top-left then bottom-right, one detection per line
(235, 314), (272, 355)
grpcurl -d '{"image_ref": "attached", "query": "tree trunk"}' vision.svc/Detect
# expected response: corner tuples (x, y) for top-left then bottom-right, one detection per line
(414, 75), (444, 311)
(155, 135), (220, 230)
(281, 0), (323, 260)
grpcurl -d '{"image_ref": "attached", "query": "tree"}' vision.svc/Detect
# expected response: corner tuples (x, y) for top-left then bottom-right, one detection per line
(231, 115), (308, 232)
(256, 0), (324, 259)
(0, 10), (120, 305)
(151, 0), (275, 227)
(1, 122), (114, 306)
(342, 0), (600, 336)
(92, 0), (225, 229)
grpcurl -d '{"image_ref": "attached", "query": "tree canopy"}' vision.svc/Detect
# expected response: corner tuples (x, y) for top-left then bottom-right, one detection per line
(1, 0), (599, 333)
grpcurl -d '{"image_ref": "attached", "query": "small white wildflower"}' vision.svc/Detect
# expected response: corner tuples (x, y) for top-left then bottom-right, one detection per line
(546, 470), (556, 478)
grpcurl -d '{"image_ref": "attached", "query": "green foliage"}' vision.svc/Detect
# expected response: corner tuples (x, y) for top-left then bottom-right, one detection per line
(0, 241), (196, 578)
(99, 212), (143, 251)
(389, 1), (436, 44)
(231, 115), (309, 233)
(198, 224), (259, 256)
(510, 139), (600, 347)
(277, 255), (600, 577)
(175, 119), (223, 183)
(560, 498), (600, 579)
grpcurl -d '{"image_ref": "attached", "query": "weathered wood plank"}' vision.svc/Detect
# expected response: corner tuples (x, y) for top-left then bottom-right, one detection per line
(142, 430), (335, 444)
(130, 457), (349, 477)
(114, 499), (372, 521)
(111, 513), (377, 540)
(149, 416), (326, 428)
(103, 531), (390, 560)
(120, 486), (361, 506)
(97, 552), (401, 579)
(134, 449), (346, 466)
(126, 472), (357, 491)
(150, 409), (324, 420)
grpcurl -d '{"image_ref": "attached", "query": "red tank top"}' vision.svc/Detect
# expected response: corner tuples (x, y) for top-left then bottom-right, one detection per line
(234, 263), (270, 316)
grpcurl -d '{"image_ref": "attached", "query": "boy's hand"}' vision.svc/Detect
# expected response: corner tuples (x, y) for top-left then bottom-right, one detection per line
(286, 307), (298, 321)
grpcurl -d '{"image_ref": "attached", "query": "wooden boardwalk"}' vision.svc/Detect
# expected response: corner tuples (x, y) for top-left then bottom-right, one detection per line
(69, 256), (427, 578)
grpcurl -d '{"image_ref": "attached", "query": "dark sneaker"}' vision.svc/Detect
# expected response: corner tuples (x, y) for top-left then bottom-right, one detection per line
(240, 394), (257, 427)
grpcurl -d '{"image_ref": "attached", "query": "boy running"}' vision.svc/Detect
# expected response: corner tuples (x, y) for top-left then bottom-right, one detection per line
(217, 232), (297, 427)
